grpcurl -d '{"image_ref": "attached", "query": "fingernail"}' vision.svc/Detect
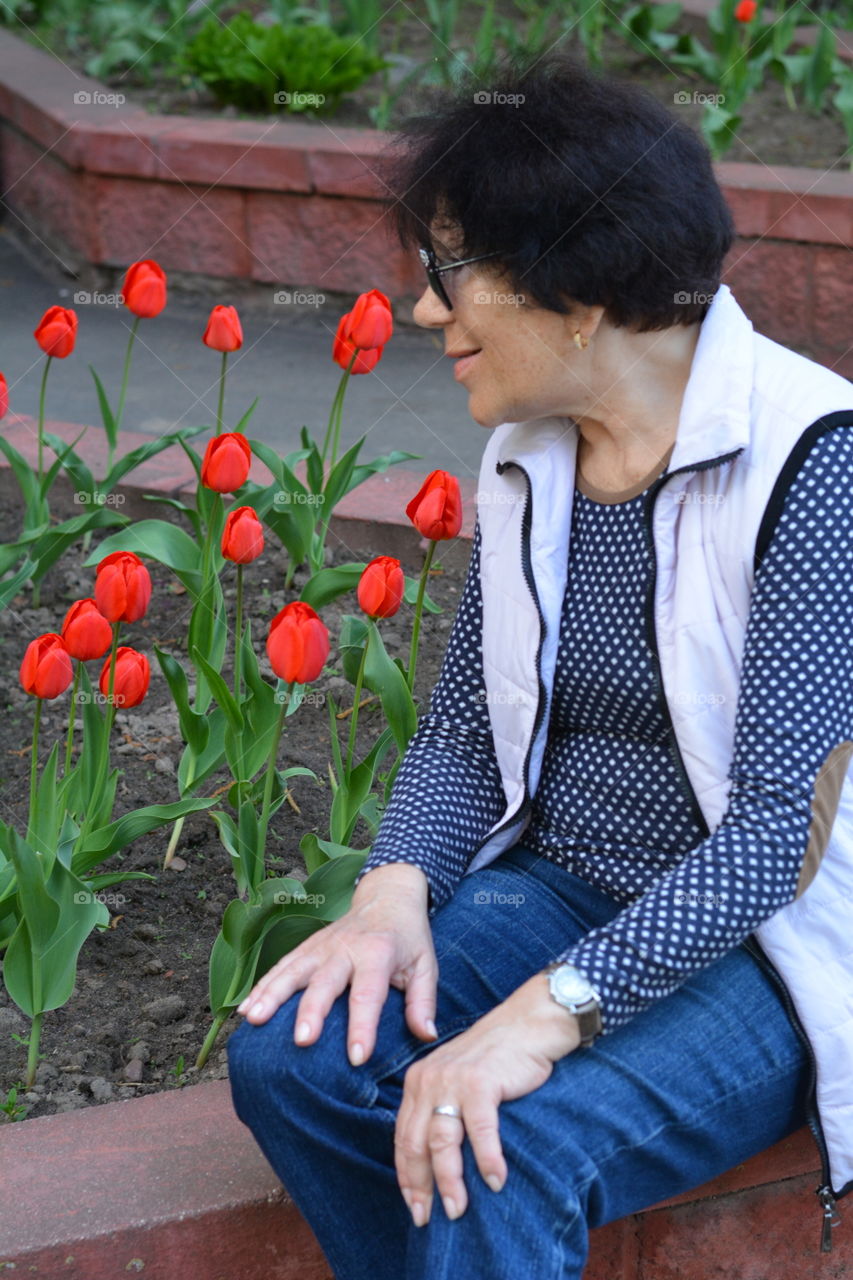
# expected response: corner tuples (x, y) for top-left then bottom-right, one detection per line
(349, 1041), (364, 1065)
(442, 1195), (457, 1220)
(249, 1002), (265, 1018)
(237, 1000), (248, 1013)
(486, 1174), (502, 1192)
(412, 1200), (426, 1227)
(425, 1018), (437, 1037)
(295, 1020), (311, 1043)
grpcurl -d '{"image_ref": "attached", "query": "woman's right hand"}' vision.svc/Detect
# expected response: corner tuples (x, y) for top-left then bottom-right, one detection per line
(235, 863), (439, 1066)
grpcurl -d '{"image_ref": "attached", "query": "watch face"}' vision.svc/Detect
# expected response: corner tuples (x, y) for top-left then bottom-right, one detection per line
(552, 966), (595, 1005)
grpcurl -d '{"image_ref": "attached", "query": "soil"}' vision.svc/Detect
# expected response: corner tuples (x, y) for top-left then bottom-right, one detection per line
(22, 4), (852, 170)
(0, 489), (471, 1122)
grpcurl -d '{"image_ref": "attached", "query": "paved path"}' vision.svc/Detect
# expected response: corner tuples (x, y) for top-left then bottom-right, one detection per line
(0, 224), (488, 484)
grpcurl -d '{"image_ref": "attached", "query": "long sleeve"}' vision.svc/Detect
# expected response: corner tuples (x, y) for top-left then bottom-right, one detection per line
(553, 426), (853, 1035)
(352, 518), (507, 912)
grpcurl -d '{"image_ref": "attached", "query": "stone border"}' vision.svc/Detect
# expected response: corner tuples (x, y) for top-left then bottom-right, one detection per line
(1, 26), (852, 376)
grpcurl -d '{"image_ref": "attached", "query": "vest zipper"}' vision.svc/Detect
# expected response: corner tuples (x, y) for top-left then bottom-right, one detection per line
(643, 449), (848, 1250)
(469, 461), (546, 851)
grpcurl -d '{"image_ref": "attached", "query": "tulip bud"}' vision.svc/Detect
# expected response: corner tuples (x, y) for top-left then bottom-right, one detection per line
(0, 372), (7, 420)
(61, 598), (113, 661)
(734, 0), (757, 18)
(201, 431), (252, 493)
(34, 306), (78, 358)
(266, 601), (330, 685)
(99, 646), (150, 708)
(203, 304), (243, 352)
(95, 551), (152, 623)
(406, 469), (463, 541)
(222, 505), (264, 564)
(122, 259), (167, 318)
(357, 555), (404, 619)
(19, 633), (73, 699)
(347, 289), (393, 350)
(332, 312), (383, 375)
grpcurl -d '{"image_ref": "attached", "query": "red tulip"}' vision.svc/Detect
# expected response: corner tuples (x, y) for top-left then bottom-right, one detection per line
(99, 646), (150, 708)
(357, 555), (404, 619)
(267, 601), (329, 685)
(203, 304), (243, 352)
(222, 505), (264, 563)
(734, 0), (757, 18)
(19, 633), (73, 699)
(0, 372), (7, 420)
(201, 431), (251, 493)
(122, 259), (167, 318)
(332, 312), (384, 375)
(406, 469), (463, 541)
(95, 551), (152, 623)
(61, 598), (113, 661)
(347, 289), (393, 350)
(34, 306), (78, 358)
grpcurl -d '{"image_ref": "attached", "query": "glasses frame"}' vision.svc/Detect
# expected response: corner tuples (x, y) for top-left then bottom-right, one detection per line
(418, 245), (505, 310)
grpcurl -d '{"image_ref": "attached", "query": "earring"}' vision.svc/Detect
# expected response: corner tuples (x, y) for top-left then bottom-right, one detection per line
(574, 331), (588, 350)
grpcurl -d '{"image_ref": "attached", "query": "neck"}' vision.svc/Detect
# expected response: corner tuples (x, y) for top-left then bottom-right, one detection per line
(572, 320), (702, 464)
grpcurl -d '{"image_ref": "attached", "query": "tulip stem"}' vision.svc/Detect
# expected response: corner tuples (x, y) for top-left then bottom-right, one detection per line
(83, 623), (120, 836)
(407, 539), (436, 694)
(346, 627), (370, 779)
(26, 1012), (43, 1089)
(234, 564), (244, 704)
(216, 351), (228, 435)
(27, 699), (43, 847)
(112, 315), (141, 473)
(36, 356), (51, 500)
(320, 357), (355, 471)
(256, 686), (290, 861)
(64, 661), (82, 777)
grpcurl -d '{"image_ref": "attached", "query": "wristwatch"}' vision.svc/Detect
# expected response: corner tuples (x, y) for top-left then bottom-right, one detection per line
(543, 962), (602, 1048)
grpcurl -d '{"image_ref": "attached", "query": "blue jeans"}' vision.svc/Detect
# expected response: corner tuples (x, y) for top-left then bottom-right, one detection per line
(226, 844), (811, 1280)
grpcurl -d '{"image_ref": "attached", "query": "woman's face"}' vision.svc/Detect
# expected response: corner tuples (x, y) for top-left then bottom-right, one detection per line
(412, 224), (597, 431)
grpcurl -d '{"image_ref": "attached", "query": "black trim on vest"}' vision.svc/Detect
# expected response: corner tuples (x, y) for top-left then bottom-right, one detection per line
(754, 410), (853, 579)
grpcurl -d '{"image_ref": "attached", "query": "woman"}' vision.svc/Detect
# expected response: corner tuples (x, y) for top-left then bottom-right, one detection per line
(226, 50), (853, 1278)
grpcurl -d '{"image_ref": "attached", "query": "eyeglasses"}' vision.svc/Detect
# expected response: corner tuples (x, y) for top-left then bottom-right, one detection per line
(418, 245), (505, 311)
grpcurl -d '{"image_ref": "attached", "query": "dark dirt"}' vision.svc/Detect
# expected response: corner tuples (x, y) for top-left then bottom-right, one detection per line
(26, 5), (852, 170)
(0, 487), (472, 1122)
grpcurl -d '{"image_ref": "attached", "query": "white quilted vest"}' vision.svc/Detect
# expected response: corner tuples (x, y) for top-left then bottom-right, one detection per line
(465, 283), (853, 1200)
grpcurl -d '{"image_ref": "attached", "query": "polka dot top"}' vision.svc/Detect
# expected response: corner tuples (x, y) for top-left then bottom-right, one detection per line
(353, 426), (853, 1035)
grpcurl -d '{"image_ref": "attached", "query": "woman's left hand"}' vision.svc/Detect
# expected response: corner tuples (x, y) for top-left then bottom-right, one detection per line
(394, 970), (582, 1226)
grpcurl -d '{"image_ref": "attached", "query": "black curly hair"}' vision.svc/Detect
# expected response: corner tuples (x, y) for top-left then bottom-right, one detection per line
(376, 48), (735, 332)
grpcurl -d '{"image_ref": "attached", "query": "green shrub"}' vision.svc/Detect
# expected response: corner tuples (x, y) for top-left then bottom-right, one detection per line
(180, 13), (387, 115)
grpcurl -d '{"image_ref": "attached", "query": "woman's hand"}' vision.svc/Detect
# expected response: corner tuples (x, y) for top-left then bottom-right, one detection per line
(236, 862), (439, 1064)
(394, 971), (581, 1226)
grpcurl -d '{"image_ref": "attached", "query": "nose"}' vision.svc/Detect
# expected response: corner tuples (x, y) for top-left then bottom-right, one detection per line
(413, 282), (452, 329)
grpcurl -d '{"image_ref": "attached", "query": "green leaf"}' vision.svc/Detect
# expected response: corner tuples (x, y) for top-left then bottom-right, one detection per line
(42, 430), (94, 503)
(104, 425), (207, 489)
(299, 562), (366, 609)
(72, 798), (217, 877)
(82, 519), (202, 591)
(89, 364), (118, 451)
(154, 646), (210, 757)
(193, 647), (243, 733)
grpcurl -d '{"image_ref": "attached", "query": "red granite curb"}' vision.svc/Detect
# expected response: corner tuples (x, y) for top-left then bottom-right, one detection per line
(0, 1076), (846, 1280)
(1, 26), (853, 376)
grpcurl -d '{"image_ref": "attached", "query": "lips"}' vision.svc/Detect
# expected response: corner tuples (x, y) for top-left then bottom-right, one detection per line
(446, 348), (481, 359)
(452, 350), (481, 381)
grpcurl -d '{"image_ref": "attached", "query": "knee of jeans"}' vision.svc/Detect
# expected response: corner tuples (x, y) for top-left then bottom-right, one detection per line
(226, 987), (356, 1102)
